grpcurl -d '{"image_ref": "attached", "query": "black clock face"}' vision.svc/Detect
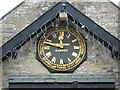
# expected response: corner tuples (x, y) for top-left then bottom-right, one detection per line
(37, 27), (86, 72)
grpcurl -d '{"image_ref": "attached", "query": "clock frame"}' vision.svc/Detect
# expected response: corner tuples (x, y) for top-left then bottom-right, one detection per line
(36, 27), (87, 72)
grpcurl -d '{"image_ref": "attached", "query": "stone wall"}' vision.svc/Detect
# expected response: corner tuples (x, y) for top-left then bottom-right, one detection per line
(72, 2), (119, 39)
(0, 1), (57, 47)
(2, 28), (118, 88)
(1, 0), (119, 89)
(1, 0), (119, 47)
(118, 2), (120, 90)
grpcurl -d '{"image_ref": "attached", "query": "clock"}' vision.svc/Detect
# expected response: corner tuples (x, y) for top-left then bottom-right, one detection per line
(37, 27), (86, 72)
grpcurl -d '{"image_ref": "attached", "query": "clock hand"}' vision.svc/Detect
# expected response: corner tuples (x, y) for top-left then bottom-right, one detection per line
(58, 36), (63, 48)
(44, 41), (61, 48)
(44, 42), (70, 48)
(61, 31), (64, 37)
(58, 32), (64, 48)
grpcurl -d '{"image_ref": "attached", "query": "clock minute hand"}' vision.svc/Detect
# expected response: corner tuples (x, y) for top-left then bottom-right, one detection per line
(44, 42), (70, 48)
(44, 41), (61, 48)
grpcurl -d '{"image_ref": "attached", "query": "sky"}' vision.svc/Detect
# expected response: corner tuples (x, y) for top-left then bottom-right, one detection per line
(0, 0), (24, 18)
(0, 0), (119, 19)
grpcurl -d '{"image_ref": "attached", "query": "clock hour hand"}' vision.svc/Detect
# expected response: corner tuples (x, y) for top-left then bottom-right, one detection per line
(58, 32), (64, 48)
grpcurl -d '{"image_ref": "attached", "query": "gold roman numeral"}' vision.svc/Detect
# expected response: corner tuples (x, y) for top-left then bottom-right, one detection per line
(67, 33), (71, 38)
(72, 52), (78, 57)
(68, 58), (71, 62)
(44, 46), (50, 50)
(60, 59), (64, 64)
(74, 46), (79, 49)
(61, 31), (64, 37)
(45, 52), (52, 58)
(72, 39), (77, 43)
(51, 57), (56, 63)
(52, 33), (57, 38)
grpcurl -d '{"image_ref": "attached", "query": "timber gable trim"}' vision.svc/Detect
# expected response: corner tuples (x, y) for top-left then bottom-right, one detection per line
(0, 2), (120, 61)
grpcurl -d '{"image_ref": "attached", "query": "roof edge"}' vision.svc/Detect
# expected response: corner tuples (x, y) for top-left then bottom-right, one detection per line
(110, 1), (120, 10)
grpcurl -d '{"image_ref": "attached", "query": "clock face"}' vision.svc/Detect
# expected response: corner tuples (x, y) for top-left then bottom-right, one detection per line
(37, 27), (86, 72)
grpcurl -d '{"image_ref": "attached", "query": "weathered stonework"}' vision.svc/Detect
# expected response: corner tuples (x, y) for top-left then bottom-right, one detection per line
(1, 1), (57, 47)
(2, 31), (118, 88)
(72, 2), (119, 39)
(1, 0), (120, 89)
(1, 0), (119, 46)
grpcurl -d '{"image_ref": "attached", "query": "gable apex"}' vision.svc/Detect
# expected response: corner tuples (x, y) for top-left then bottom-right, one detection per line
(0, 2), (120, 61)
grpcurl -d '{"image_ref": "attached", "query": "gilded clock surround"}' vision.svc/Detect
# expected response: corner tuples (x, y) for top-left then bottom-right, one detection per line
(37, 26), (87, 72)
